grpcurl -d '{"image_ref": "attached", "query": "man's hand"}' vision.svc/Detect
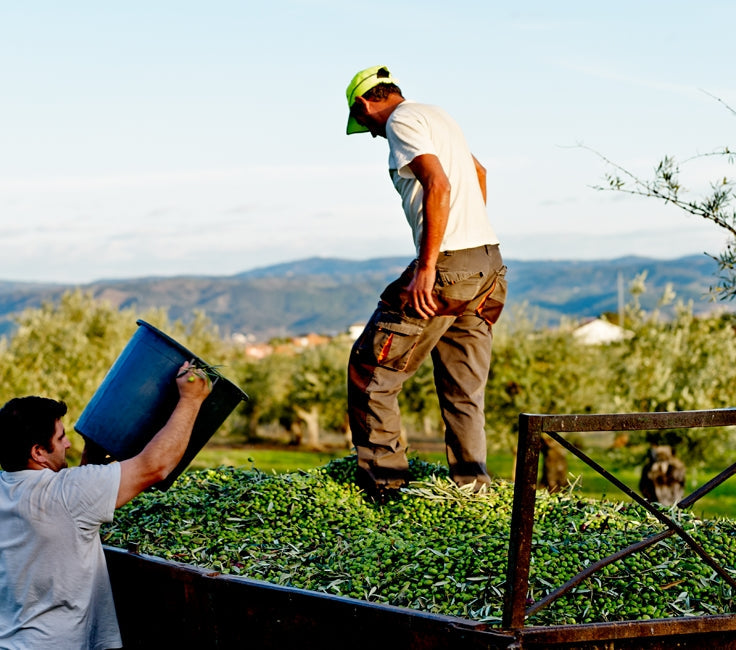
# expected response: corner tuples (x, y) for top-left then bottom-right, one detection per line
(176, 361), (213, 402)
(406, 263), (438, 318)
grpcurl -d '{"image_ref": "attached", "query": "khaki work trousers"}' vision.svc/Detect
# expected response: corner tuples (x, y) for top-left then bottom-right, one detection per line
(348, 244), (507, 493)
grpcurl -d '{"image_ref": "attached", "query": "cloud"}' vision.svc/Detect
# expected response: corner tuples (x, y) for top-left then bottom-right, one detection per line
(0, 163), (374, 194)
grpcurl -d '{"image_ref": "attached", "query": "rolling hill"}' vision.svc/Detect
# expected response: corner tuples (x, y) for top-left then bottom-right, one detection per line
(0, 254), (729, 341)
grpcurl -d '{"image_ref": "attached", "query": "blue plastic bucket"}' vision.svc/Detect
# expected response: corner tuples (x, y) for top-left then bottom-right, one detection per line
(75, 320), (248, 490)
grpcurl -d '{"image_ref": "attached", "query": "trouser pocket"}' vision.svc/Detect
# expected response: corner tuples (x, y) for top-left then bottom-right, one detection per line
(475, 265), (507, 327)
(354, 312), (425, 373)
(434, 269), (485, 316)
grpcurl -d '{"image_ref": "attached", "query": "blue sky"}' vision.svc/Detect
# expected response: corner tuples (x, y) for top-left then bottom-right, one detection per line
(2, 1), (734, 283)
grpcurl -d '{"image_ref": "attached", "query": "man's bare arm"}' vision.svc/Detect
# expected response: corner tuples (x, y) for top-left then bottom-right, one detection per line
(407, 153), (451, 318)
(115, 362), (211, 508)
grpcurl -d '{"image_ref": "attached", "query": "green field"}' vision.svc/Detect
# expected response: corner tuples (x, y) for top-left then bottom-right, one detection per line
(191, 445), (736, 520)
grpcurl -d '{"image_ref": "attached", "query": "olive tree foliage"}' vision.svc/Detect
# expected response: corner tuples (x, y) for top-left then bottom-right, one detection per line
(0, 290), (237, 463)
(234, 290), (736, 466)
(233, 354), (296, 442)
(486, 284), (736, 466)
(290, 338), (350, 449)
(234, 337), (351, 449)
(6, 288), (735, 468)
(591, 95), (736, 299)
(485, 304), (617, 455)
(604, 274), (736, 464)
(580, 96), (736, 463)
(0, 291), (137, 415)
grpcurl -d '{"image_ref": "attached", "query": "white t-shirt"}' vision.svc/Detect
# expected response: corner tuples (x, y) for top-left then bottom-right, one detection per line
(386, 100), (500, 255)
(0, 463), (122, 650)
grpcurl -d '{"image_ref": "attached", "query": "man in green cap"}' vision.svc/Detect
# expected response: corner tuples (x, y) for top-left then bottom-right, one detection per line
(345, 65), (507, 501)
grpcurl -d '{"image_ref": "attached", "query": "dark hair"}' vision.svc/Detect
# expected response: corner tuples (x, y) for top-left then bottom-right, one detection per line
(0, 397), (67, 471)
(362, 82), (403, 102)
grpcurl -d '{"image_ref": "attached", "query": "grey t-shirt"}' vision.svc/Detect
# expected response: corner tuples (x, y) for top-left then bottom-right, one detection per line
(0, 463), (122, 649)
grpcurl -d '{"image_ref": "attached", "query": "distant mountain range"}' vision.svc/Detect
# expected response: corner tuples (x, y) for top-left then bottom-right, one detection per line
(0, 254), (729, 341)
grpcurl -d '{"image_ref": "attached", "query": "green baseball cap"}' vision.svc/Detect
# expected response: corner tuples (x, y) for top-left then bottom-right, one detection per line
(345, 65), (399, 134)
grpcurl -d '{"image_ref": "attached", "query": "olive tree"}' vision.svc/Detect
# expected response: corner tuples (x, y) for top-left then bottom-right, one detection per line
(586, 97), (736, 468)
(290, 337), (351, 450)
(605, 275), (736, 464)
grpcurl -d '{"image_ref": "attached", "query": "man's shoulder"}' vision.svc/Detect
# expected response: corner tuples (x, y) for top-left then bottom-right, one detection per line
(1, 467), (52, 485)
(2, 465), (118, 482)
(46, 463), (121, 494)
(64, 462), (120, 480)
(388, 101), (453, 132)
(392, 100), (443, 117)
(394, 99), (447, 115)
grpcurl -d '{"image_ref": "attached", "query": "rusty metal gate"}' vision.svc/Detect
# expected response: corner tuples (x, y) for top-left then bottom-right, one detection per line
(503, 407), (736, 648)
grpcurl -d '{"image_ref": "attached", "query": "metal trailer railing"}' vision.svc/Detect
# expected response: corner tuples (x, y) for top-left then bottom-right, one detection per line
(502, 407), (736, 647)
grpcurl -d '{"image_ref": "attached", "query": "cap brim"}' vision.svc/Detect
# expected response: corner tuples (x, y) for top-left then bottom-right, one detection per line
(346, 114), (369, 135)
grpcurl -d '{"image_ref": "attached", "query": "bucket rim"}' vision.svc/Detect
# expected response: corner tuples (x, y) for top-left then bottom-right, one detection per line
(136, 319), (200, 363)
(135, 319), (248, 402)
